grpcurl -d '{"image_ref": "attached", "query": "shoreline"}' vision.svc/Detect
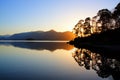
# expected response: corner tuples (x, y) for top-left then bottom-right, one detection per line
(0, 40), (68, 42)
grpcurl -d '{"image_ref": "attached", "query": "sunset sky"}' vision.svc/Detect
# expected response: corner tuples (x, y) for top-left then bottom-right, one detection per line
(0, 0), (120, 35)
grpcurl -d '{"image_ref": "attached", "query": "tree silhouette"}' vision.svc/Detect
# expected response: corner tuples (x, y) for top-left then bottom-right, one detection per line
(84, 17), (91, 35)
(72, 2), (120, 37)
(113, 3), (120, 28)
(97, 9), (112, 31)
(73, 20), (84, 37)
(113, 3), (120, 19)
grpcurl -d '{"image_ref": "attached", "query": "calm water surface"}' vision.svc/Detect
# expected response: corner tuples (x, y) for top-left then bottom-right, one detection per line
(0, 41), (119, 80)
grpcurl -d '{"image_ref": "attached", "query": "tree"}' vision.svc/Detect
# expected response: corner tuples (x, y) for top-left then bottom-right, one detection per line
(72, 2), (120, 37)
(112, 3), (120, 28)
(97, 9), (112, 31)
(84, 17), (91, 35)
(112, 3), (120, 19)
(72, 19), (84, 37)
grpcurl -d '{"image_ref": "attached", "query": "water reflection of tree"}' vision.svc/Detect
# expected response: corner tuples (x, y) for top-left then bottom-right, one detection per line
(72, 48), (120, 80)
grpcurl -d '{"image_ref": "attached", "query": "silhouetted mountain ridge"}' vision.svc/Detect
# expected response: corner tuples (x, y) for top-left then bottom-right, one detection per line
(0, 30), (75, 40)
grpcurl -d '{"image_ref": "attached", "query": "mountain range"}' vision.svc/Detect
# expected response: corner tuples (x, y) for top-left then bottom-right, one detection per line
(0, 30), (75, 40)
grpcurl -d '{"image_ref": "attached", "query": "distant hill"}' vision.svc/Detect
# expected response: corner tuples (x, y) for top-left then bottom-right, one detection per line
(0, 35), (10, 40)
(0, 30), (75, 40)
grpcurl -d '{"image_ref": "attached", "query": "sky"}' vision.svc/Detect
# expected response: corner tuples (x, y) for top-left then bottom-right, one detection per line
(0, 0), (120, 35)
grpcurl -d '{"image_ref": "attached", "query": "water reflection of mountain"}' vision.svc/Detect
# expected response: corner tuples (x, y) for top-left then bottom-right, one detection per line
(0, 42), (73, 51)
(72, 48), (120, 80)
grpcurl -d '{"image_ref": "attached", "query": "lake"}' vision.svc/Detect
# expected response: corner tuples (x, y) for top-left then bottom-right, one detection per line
(0, 41), (119, 80)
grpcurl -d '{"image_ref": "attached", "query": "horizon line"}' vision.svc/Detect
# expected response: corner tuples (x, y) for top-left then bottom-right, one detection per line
(0, 29), (72, 36)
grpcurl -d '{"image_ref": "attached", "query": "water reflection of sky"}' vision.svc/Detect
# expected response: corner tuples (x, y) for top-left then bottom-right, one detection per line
(0, 42), (114, 80)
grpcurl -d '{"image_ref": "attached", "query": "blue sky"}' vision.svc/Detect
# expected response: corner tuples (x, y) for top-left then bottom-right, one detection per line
(0, 0), (120, 35)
